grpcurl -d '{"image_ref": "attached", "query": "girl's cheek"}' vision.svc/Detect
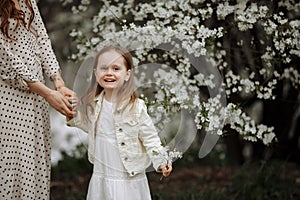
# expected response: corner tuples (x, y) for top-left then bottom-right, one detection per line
(95, 74), (102, 83)
(98, 79), (104, 86)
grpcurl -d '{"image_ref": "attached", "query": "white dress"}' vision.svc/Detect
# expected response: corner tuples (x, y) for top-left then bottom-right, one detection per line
(86, 99), (152, 200)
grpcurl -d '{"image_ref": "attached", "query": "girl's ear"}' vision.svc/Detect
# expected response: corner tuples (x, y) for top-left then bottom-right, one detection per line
(125, 69), (131, 81)
(94, 68), (99, 80)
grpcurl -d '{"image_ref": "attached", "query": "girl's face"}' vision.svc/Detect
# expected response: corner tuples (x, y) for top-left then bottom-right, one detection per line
(94, 50), (131, 95)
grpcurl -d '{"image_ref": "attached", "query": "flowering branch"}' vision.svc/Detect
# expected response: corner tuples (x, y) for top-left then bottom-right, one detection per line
(67, 0), (299, 147)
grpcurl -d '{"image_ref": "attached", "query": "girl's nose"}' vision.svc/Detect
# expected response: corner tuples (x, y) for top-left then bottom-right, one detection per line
(105, 67), (113, 74)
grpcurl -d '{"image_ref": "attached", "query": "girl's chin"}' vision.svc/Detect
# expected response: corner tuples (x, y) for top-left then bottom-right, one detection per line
(102, 86), (121, 91)
(100, 83), (117, 88)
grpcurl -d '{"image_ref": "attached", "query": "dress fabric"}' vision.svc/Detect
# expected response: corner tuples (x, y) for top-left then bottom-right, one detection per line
(0, 0), (59, 199)
(87, 99), (152, 200)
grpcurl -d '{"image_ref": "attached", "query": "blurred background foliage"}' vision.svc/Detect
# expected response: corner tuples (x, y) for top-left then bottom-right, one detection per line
(36, 0), (300, 199)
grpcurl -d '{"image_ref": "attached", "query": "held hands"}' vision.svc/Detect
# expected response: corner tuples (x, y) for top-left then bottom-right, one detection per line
(48, 70), (79, 117)
(44, 86), (78, 118)
(27, 80), (78, 117)
(57, 86), (79, 117)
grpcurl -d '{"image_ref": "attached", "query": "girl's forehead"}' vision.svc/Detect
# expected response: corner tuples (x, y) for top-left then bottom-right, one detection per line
(97, 51), (125, 65)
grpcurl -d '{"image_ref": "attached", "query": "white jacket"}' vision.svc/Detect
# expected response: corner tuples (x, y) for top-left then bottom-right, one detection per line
(67, 92), (167, 176)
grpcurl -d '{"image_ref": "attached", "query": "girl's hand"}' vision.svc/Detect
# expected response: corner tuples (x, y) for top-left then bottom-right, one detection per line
(158, 164), (173, 177)
(66, 96), (79, 119)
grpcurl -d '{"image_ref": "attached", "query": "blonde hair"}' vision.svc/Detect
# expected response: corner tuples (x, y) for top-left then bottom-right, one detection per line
(81, 45), (138, 121)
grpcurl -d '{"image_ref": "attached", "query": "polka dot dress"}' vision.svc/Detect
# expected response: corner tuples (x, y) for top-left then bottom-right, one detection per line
(0, 0), (60, 199)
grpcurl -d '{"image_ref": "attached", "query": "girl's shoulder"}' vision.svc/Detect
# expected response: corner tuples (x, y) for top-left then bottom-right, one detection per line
(135, 98), (145, 105)
(134, 98), (147, 109)
(126, 98), (147, 114)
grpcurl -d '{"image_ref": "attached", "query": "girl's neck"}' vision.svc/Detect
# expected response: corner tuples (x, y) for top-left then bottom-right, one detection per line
(103, 91), (116, 103)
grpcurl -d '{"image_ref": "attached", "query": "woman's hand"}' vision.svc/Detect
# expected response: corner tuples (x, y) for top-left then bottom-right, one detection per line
(44, 90), (78, 118)
(157, 163), (173, 177)
(27, 81), (77, 117)
(57, 86), (79, 116)
(50, 71), (79, 113)
(57, 85), (76, 98)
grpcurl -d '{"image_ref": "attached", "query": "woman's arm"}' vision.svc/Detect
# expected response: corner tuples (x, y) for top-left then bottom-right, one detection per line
(50, 70), (78, 104)
(50, 70), (65, 91)
(30, 1), (79, 112)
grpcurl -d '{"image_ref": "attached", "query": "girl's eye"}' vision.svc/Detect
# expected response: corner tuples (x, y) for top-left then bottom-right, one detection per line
(113, 66), (120, 71)
(99, 67), (108, 71)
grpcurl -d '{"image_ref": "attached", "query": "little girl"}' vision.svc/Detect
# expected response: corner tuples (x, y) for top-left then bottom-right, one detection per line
(67, 45), (172, 200)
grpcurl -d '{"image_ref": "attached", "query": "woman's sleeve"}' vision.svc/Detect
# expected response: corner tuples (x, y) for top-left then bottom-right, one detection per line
(0, 36), (39, 90)
(31, 0), (60, 77)
(137, 100), (168, 170)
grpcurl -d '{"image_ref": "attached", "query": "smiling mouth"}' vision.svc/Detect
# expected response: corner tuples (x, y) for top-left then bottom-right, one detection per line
(104, 79), (115, 82)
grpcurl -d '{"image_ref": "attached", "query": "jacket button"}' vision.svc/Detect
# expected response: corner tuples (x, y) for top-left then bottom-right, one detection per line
(131, 171), (135, 175)
(119, 128), (123, 132)
(121, 142), (125, 146)
(124, 157), (128, 161)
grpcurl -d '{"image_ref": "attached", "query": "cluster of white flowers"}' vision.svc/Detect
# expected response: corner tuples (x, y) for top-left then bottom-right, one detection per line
(224, 103), (276, 145)
(195, 95), (225, 131)
(68, 0), (299, 146)
(138, 65), (200, 130)
(194, 95), (276, 145)
(70, 0), (224, 60)
(223, 70), (278, 100)
(278, 0), (300, 12)
(235, 3), (269, 31)
(194, 73), (215, 88)
(263, 15), (300, 64)
(152, 146), (183, 165)
(216, 1), (235, 20)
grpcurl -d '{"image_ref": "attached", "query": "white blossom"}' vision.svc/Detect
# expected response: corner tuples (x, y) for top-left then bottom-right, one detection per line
(68, 0), (300, 147)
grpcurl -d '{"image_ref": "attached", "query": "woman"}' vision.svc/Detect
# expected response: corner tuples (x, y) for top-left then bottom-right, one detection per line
(0, 0), (77, 199)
